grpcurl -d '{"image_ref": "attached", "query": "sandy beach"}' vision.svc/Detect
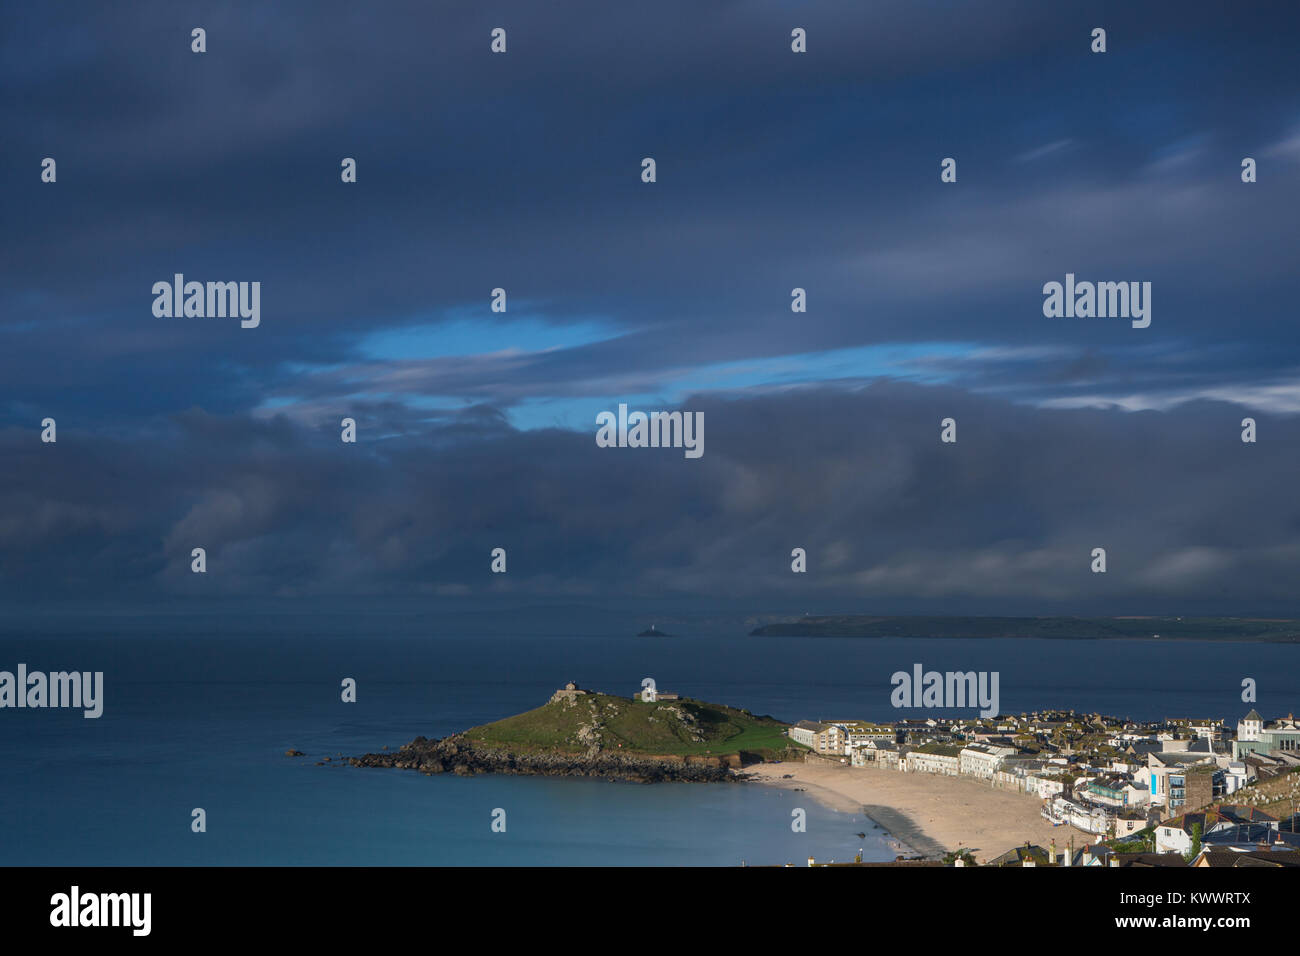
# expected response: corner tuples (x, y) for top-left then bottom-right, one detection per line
(745, 761), (1077, 863)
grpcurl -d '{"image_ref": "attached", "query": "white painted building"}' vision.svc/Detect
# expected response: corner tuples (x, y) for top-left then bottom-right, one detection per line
(1042, 795), (1110, 835)
(1223, 762), (1250, 795)
(789, 720), (823, 748)
(1155, 818), (1201, 855)
(904, 749), (960, 776)
(1025, 773), (1067, 799)
(959, 744), (1014, 779)
(1237, 709), (1264, 742)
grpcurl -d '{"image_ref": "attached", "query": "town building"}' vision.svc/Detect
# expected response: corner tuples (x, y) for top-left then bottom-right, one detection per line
(1024, 771), (1067, 799)
(1193, 848), (1300, 868)
(839, 722), (896, 749)
(959, 744), (1014, 779)
(1042, 794), (1110, 835)
(904, 745), (961, 776)
(788, 720), (823, 749)
(851, 741), (902, 769)
(1233, 711), (1300, 759)
(1153, 806), (1275, 854)
(815, 724), (847, 756)
(1148, 753), (1218, 812)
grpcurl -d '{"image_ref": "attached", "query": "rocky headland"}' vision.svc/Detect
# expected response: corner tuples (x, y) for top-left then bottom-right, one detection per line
(349, 733), (741, 782)
(345, 682), (802, 783)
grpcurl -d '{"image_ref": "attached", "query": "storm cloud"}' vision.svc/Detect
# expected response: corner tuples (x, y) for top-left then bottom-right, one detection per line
(3, 1), (1298, 612)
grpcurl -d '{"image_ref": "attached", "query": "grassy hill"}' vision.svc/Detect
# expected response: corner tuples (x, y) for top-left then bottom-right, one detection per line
(462, 691), (800, 760)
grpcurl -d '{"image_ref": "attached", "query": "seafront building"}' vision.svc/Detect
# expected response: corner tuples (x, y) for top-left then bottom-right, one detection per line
(788, 720), (823, 748)
(785, 708), (1300, 842)
(959, 743), (1015, 778)
(904, 745), (961, 776)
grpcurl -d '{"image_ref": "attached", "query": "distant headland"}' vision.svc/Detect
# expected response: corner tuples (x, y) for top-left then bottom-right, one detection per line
(347, 682), (804, 783)
(749, 615), (1300, 642)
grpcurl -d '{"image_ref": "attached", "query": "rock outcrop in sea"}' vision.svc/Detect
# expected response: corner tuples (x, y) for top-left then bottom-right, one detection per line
(349, 733), (742, 783)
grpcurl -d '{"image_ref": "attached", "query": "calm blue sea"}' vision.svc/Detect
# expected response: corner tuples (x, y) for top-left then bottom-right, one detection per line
(3, 626), (1297, 866)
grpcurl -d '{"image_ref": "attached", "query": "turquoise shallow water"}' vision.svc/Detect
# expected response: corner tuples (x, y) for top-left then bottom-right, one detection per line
(4, 627), (1297, 865)
(0, 633), (886, 865)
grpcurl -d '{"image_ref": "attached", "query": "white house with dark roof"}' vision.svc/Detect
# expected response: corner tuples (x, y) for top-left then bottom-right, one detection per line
(1233, 711), (1300, 759)
(1238, 709), (1264, 742)
(788, 720), (823, 748)
(850, 739), (899, 767)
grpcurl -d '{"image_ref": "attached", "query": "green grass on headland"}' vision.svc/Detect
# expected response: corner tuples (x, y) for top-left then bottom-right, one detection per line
(462, 691), (800, 759)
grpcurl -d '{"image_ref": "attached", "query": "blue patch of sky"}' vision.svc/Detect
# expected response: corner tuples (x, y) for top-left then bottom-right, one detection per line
(505, 342), (977, 431)
(357, 309), (622, 361)
(270, 320), (983, 432)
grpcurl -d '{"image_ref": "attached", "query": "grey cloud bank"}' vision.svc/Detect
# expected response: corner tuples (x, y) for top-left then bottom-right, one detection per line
(3, 383), (1298, 611)
(3, 0), (1299, 620)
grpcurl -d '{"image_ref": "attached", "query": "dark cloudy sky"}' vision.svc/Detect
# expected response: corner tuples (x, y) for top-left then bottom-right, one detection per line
(3, 0), (1299, 614)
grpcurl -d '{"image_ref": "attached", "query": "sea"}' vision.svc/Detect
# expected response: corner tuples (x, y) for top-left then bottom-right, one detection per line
(4, 617), (1297, 866)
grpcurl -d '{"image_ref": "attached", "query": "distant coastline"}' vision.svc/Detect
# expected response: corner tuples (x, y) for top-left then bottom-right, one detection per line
(749, 615), (1300, 642)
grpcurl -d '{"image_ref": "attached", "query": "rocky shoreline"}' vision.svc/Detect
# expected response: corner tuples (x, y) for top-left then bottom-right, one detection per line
(347, 733), (750, 783)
